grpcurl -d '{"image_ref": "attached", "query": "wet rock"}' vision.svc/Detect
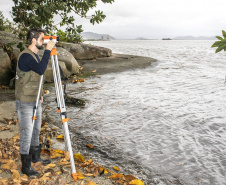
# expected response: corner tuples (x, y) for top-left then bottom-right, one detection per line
(65, 95), (86, 106)
(57, 42), (112, 60)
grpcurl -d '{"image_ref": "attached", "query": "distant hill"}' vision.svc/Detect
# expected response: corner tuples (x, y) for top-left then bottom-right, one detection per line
(173, 36), (217, 40)
(81, 32), (116, 41)
(135, 37), (148, 40)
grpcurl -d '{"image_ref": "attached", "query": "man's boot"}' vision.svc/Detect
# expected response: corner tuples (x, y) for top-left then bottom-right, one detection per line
(29, 144), (51, 164)
(21, 154), (39, 176)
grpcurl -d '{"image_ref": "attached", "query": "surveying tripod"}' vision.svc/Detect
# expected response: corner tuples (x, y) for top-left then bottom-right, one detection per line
(32, 36), (76, 178)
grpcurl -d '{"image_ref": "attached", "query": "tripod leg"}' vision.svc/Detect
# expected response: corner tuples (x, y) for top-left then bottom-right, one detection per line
(32, 75), (43, 124)
(52, 55), (68, 150)
(51, 54), (76, 176)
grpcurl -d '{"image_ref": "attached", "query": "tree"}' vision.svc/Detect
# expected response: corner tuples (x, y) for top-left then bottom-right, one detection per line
(212, 30), (226, 53)
(12, 0), (114, 43)
(0, 11), (15, 33)
(0, 11), (4, 31)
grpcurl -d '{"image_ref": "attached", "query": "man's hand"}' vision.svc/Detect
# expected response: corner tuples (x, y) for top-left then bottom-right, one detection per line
(46, 40), (55, 51)
(40, 96), (43, 104)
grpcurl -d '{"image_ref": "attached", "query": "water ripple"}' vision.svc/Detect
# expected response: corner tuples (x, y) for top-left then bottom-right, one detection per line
(46, 40), (226, 185)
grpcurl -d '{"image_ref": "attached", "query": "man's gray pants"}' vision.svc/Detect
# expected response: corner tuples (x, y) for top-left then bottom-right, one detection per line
(16, 100), (42, 154)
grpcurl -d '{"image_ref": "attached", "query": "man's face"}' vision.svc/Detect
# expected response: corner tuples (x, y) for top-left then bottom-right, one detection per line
(35, 33), (44, 50)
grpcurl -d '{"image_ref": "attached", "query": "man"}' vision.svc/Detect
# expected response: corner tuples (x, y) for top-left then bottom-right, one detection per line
(15, 28), (55, 176)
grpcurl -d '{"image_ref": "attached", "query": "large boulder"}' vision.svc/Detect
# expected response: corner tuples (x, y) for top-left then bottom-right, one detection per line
(0, 31), (21, 45)
(38, 47), (80, 82)
(57, 42), (112, 60)
(0, 31), (80, 83)
(0, 31), (22, 74)
(0, 31), (112, 84)
(0, 49), (12, 84)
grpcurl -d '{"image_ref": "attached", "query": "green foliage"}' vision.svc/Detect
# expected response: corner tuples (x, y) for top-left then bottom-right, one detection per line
(0, 11), (16, 33)
(57, 26), (83, 43)
(57, 30), (68, 42)
(0, 11), (25, 53)
(212, 30), (226, 53)
(2, 42), (16, 52)
(90, 11), (106, 25)
(0, 11), (4, 31)
(12, 0), (114, 43)
(17, 42), (26, 51)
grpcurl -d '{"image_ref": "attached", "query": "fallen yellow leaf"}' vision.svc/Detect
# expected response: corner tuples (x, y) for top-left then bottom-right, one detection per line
(129, 179), (145, 185)
(0, 178), (8, 184)
(86, 180), (98, 185)
(11, 170), (21, 181)
(86, 144), (94, 149)
(20, 174), (28, 181)
(83, 159), (93, 166)
(50, 151), (63, 159)
(0, 159), (14, 164)
(64, 151), (70, 160)
(12, 134), (20, 140)
(40, 172), (51, 182)
(33, 161), (43, 171)
(77, 172), (85, 180)
(8, 121), (14, 125)
(109, 174), (124, 179)
(99, 166), (104, 174)
(124, 175), (137, 182)
(113, 166), (120, 171)
(74, 153), (85, 163)
(56, 135), (64, 139)
(14, 146), (20, 151)
(29, 179), (39, 185)
(44, 90), (50, 94)
(78, 79), (85, 82)
(84, 173), (93, 177)
(1, 161), (17, 170)
(93, 167), (98, 177)
(58, 158), (70, 165)
(44, 163), (56, 169)
(92, 70), (96, 73)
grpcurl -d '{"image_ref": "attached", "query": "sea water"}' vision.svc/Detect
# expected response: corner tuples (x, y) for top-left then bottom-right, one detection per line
(46, 40), (226, 185)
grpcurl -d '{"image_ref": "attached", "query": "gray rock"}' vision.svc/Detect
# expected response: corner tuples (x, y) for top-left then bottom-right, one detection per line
(0, 31), (112, 84)
(0, 31), (21, 45)
(57, 42), (112, 60)
(0, 49), (12, 84)
(65, 95), (86, 106)
(38, 47), (80, 82)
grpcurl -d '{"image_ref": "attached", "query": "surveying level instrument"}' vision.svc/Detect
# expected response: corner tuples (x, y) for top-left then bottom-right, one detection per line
(43, 36), (59, 44)
(32, 35), (77, 177)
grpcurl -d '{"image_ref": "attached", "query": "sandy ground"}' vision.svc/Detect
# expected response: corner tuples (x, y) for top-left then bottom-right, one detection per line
(0, 91), (19, 139)
(0, 53), (157, 184)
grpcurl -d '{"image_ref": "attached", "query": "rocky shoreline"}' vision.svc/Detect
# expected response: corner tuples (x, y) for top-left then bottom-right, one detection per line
(77, 53), (157, 76)
(0, 52), (157, 184)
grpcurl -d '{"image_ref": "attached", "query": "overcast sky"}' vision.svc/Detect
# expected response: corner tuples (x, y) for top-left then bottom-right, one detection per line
(1, 0), (226, 39)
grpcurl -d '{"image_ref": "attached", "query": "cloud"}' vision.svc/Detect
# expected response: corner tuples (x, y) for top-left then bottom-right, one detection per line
(1, 0), (226, 39)
(1, 0), (14, 20)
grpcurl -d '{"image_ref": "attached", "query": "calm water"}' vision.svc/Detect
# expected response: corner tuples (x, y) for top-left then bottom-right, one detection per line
(45, 40), (226, 185)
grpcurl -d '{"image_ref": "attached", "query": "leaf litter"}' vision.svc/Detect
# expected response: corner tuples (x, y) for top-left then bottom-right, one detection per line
(0, 118), (145, 185)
